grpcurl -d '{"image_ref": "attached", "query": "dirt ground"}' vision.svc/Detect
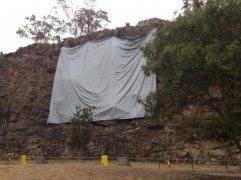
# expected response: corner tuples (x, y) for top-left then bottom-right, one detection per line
(0, 164), (161, 180)
(0, 164), (240, 180)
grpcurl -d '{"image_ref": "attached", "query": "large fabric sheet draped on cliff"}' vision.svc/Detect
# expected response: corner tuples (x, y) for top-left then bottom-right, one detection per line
(47, 29), (156, 123)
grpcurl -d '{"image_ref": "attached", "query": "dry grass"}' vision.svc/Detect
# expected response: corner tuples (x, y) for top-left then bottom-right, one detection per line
(0, 163), (240, 180)
(0, 164), (163, 180)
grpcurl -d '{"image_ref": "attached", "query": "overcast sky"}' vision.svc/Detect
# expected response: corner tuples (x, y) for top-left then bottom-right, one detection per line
(0, 0), (183, 53)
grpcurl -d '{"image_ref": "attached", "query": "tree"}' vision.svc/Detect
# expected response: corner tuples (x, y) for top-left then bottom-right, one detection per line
(16, 0), (110, 42)
(182, 0), (205, 10)
(16, 15), (66, 43)
(69, 106), (93, 154)
(141, 0), (241, 151)
(55, 0), (110, 37)
(75, 8), (109, 35)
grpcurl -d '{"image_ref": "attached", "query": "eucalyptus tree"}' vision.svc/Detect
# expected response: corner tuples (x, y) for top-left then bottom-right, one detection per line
(16, 0), (110, 43)
(141, 0), (241, 151)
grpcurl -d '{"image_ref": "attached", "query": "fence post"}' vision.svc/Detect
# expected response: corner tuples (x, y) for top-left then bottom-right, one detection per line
(61, 156), (63, 165)
(239, 160), (241, 171)
(191, 161), (194, 171)
(83, 157), (85, 164)
(225, 161), (228, 173)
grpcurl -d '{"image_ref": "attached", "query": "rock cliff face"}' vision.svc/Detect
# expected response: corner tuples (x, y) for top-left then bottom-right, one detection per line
(0, 20), (240, 160)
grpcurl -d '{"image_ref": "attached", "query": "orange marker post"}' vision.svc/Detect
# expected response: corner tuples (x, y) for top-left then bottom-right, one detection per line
(166, 160), (171, 168)
(176, 158), (180, 165)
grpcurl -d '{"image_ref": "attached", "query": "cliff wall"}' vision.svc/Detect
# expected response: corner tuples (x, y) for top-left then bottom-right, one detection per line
(0, 20), (239, 160)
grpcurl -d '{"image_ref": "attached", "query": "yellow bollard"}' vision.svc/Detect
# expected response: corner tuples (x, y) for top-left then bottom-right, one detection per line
(101, 155), (108, 166)
(20, 155), (27, 165)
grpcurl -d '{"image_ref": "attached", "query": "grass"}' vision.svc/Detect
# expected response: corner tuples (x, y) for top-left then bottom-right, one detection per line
(1, 158), (240, 173)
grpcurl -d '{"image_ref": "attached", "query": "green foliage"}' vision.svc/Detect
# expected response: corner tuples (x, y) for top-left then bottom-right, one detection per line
(176, 116), (201, 142)
(141, 0), (241, 150)
(176, 115), (241, 148)
(176, 116), (216, 142)
(55, 0), (109, 37)
(74, 8), (109, 35)
(139, 92), (160, 123)
(69, 106), (93, 151)
(182, 0), (205, 10)
(16, 0), (110, 43)
(16, 15), (66, 43)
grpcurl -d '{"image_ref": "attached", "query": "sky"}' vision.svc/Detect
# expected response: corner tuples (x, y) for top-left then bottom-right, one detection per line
(0, 0), (183, 53)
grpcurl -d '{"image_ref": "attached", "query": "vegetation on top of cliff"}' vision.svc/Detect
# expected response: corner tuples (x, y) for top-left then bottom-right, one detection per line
(141, 0), (241, 151)
(16, 0), (110, 43)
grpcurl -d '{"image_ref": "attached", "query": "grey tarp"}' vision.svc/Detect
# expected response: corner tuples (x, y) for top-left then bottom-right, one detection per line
(47, 29), (156, 123)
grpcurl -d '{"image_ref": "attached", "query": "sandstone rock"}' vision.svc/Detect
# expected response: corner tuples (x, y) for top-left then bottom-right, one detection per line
(0, 19), (239, 161)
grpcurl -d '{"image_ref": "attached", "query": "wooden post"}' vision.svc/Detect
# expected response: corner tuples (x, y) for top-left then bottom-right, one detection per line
(191, 161), (194, 171)
(225, 161), (228, 173)
(61, 156), (63, 164)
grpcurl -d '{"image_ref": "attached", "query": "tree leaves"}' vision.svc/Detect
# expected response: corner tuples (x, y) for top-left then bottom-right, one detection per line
(69, 106), (93, 151)
(141, 0), (241, 151)
(16, 0), (110, 43)
(16, 14), (67, 43)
